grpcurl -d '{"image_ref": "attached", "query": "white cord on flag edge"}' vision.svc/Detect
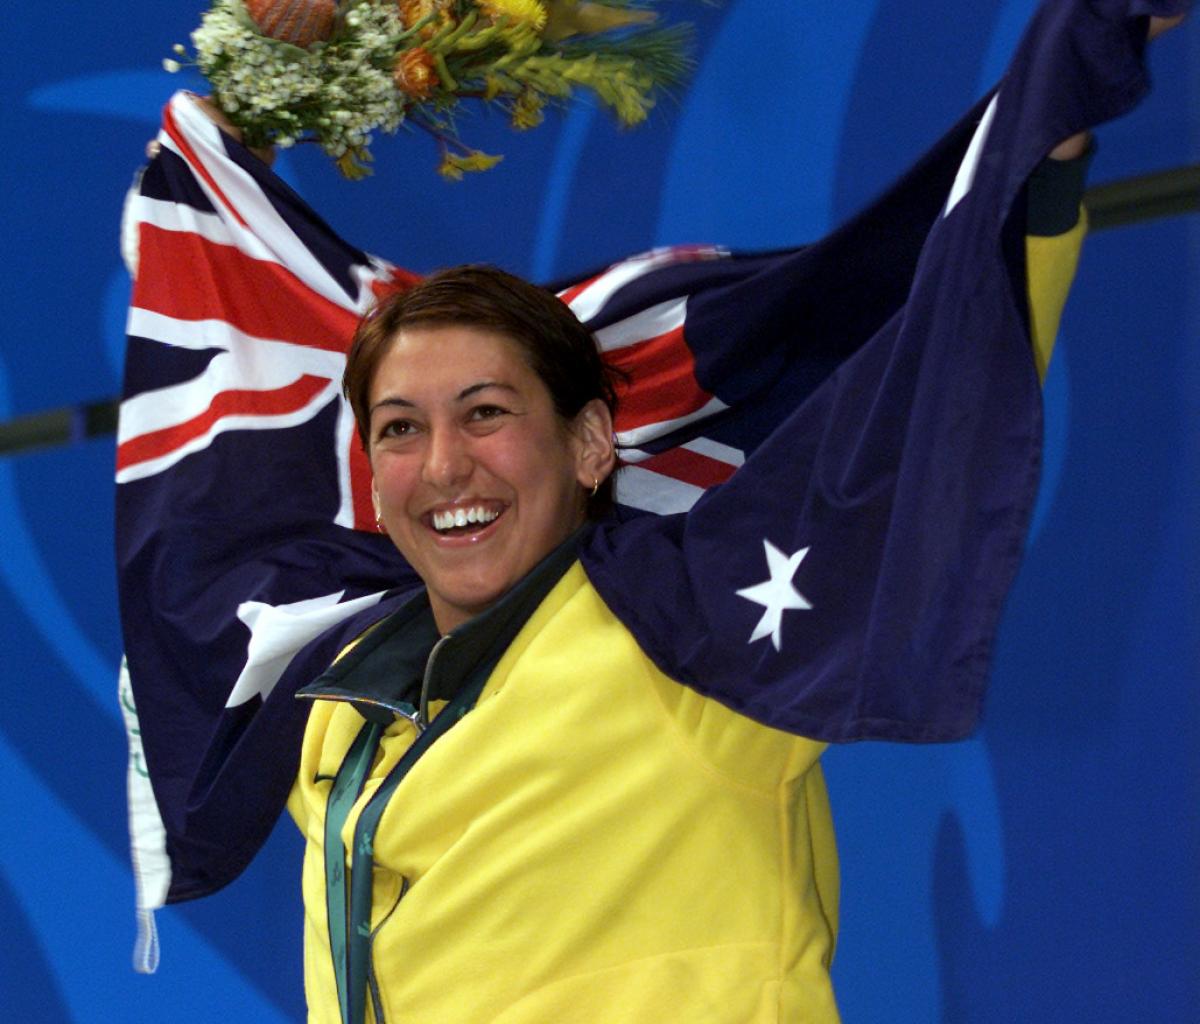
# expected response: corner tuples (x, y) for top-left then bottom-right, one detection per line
(120, 657), (170, 974)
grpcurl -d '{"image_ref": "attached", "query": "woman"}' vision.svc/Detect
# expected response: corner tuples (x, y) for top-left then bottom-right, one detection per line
(290, 205), (1081, 1020)
(289, 264), (846, 1023)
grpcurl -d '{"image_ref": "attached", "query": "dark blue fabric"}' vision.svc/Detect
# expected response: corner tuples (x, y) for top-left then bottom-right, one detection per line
(580, 0), (1186, 743)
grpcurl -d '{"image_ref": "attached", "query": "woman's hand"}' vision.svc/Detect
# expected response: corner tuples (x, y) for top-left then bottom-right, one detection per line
(1148, 12), (1186, 40)
(145, 95), (277, 164)
(193, 95), (277, 165)
(1047, 12), (1186, 160)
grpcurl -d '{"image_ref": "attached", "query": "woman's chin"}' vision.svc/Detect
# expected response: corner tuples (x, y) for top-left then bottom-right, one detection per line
(425, 577), (509, 633)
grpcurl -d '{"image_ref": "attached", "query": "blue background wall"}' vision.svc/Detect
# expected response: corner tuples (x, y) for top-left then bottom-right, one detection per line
(1, 2), (1195, 1020)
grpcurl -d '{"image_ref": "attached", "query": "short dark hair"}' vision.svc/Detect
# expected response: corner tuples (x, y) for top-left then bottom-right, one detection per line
(344, 264), (620, 518)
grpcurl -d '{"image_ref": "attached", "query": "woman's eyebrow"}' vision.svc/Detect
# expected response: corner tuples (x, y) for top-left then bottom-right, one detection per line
(368, 396), (414, 415)
(457, 381), (518, 401)
(369, 382), (519, 416)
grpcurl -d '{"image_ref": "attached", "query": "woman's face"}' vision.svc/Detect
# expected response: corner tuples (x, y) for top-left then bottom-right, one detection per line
(367, 324), (610, 633)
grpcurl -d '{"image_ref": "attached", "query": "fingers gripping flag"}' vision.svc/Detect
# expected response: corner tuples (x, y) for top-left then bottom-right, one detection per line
(118, 0), (1186, 938)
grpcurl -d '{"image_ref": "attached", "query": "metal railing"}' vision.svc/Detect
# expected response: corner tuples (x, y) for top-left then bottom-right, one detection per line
(1084, 163), (1200, 229)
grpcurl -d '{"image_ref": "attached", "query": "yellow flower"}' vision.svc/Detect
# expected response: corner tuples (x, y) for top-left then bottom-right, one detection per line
(438, 149), (504, 180)
(477, 0), (547, 31)
(397, 0), (451, 37)
(394, 46), (440, 99)
(542, 0), (656, 42)
(511, 90), (545, 130)
(336, 147), (374, 180)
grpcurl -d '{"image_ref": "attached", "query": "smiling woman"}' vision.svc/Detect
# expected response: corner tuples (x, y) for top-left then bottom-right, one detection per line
(295, 263), (859, 1024)
(348, 267), (618, 631)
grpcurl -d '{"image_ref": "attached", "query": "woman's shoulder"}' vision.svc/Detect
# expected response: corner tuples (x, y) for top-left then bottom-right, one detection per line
(509, 560), (824, 788)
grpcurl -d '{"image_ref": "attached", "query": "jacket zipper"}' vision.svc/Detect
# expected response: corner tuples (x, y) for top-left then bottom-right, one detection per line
(418, 634), (453, 732)
(344, 637), (486, 1024)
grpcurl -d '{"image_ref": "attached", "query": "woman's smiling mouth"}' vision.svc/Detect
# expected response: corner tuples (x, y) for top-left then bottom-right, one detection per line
(427, 503), (506, 536)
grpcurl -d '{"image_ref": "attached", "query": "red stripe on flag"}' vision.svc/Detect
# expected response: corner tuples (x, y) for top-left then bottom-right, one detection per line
(348, 433), (376, 531)
(133, 225), (359, 352)
(370, 272), (421, 306)
(350, 275), (416, 531)
(162, 103), (249, 230)
(606, 325), (713, 432)
(624, 446), (738, 491)
(557, 274), (600, 308)
(117, 374), (330, 472)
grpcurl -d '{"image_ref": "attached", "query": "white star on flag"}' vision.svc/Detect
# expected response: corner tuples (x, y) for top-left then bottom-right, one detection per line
(735, 540), (813, 651)
(224, 590), (386, 708)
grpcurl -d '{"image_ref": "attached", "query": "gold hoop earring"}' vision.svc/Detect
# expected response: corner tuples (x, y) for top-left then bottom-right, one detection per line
(590, 476), (600, 499)
(375, 512), (386, 534)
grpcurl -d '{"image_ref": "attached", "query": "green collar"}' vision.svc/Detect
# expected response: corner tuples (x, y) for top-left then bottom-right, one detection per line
(296, 525), (588, 722)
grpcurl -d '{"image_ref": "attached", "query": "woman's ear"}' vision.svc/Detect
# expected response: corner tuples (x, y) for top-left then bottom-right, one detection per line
(571, 398), (616, 488)
(371, 477), (384, 530)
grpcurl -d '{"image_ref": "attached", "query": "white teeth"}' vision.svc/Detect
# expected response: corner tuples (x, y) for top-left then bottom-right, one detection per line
(432, 506), (500, 532)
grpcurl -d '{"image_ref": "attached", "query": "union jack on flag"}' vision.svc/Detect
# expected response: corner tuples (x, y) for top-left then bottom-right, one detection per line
(118, 102), (743, 524)
(118, 95), (410, 530)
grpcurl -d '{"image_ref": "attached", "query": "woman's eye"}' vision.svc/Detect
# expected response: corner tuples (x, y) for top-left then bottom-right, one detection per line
(469, 405), (507, 422)
(378, 419), (417, 440)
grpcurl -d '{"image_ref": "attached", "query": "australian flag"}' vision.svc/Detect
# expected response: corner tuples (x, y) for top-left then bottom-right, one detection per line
(117, 0), (1185, 937)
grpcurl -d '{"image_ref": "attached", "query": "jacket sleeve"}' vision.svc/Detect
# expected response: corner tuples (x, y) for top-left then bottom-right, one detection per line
(1025, 148), (1093, 381)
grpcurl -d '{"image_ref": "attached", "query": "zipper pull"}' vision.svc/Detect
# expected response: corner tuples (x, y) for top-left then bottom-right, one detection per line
(393, 701), (423, 734)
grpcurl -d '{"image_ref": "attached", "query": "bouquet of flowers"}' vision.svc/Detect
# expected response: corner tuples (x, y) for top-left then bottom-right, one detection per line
(166, 0), (691, 178)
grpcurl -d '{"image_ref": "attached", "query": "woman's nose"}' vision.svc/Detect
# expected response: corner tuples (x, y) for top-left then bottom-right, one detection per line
(422, 426), (472, 488)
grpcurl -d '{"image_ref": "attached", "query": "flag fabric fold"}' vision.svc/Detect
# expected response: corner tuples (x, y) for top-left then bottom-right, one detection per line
(118, 0), (1185, 908)
(582, 0), (1171, 742)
